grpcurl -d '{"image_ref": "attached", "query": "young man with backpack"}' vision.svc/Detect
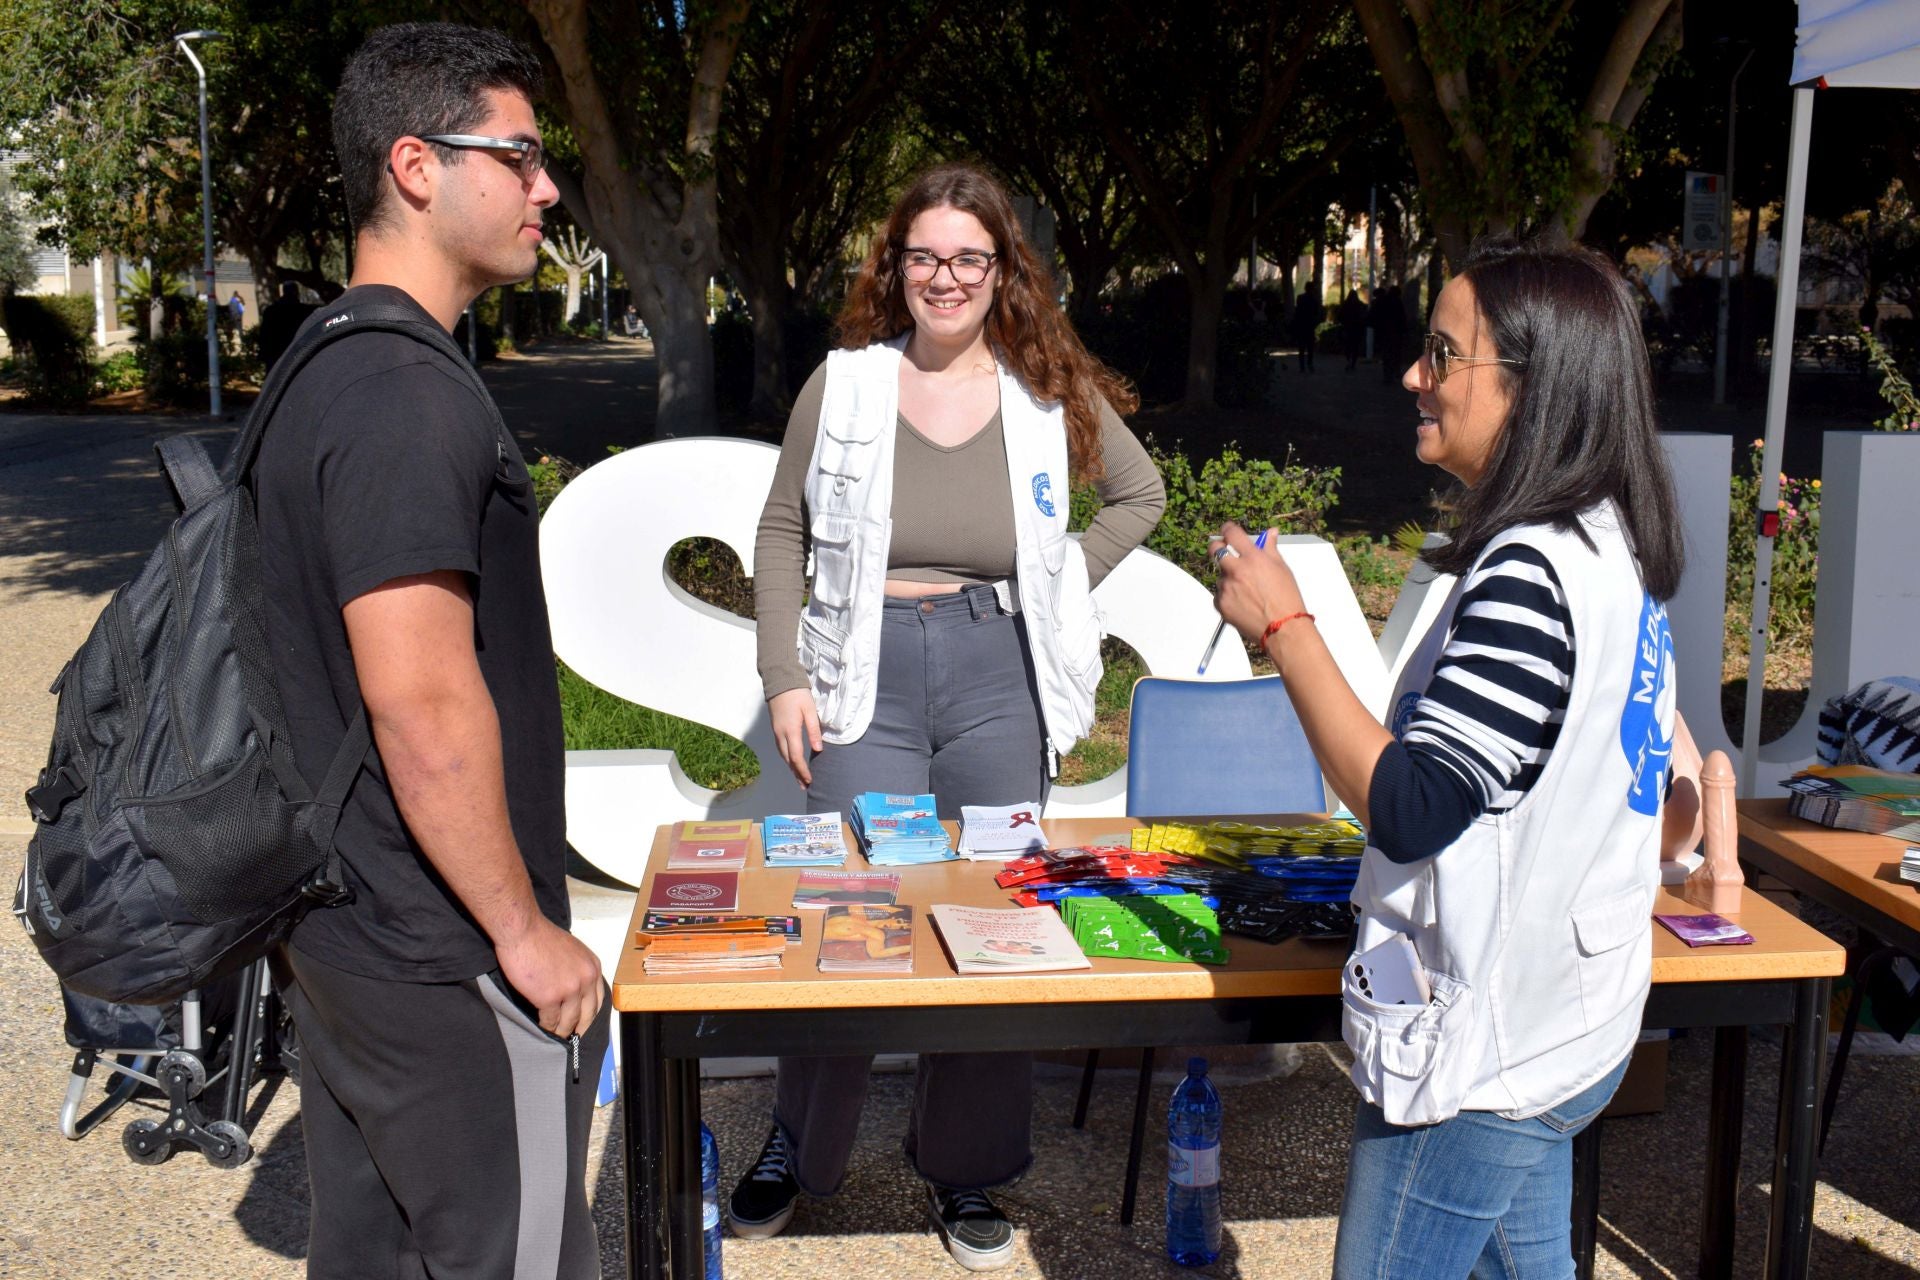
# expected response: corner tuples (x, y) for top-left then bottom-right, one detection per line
(252, 25), (605, 1276)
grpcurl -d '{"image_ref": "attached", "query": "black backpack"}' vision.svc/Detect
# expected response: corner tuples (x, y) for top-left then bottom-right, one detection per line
(12, 300), (489, 1004)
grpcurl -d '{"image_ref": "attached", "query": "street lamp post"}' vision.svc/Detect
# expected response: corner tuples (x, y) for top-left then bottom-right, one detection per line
(173, 30), (224, 419)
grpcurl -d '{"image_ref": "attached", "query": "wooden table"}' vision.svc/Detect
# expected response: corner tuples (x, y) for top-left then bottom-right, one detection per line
(614, 817), (1842, 1280)
(1738, 799), (1920, 957)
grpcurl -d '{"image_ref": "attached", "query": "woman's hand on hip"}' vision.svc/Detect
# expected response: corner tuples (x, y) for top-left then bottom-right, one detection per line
(768, 688), (824, 787)
(1213, 522), (1305, 643)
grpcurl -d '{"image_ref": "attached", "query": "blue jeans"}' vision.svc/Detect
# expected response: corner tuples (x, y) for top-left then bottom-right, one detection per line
(1332, 1054), (1631, 1280)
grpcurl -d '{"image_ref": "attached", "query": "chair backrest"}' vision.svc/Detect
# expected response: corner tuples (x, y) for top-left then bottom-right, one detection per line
(1125, 676), (1325, 816)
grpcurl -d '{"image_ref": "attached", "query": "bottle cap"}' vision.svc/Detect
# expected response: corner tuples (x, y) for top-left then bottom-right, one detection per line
(1188, 1056), (1207, 1076)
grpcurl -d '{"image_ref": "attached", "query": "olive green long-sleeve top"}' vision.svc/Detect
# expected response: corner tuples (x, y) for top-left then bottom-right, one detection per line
(754, 361), (1167, 700)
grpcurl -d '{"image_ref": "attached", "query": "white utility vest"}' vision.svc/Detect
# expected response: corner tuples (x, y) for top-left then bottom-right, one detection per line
(797, 336), (1103, 760)
(1342, 503), (1675, 1125)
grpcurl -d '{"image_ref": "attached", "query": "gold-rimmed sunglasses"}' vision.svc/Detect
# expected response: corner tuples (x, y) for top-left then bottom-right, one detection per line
(1422, 331), (1526, 384)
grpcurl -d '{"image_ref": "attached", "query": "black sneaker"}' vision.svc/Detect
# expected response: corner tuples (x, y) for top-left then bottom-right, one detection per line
(727, 1125), (799, 1239)
(926, 1183), (1015, 1271)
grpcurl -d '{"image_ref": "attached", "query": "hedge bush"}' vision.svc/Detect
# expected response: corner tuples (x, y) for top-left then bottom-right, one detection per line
(2, 293), (96, 406)
(712, 306), (836, 414)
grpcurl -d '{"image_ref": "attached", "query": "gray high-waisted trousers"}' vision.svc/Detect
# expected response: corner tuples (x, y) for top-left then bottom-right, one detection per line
(776, 587), (1051, 1193)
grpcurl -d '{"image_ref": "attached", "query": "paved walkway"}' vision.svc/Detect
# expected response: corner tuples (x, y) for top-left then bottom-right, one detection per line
(1, 340), (1914, 1277)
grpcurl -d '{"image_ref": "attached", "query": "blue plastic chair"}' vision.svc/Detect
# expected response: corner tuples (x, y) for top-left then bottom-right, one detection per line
(1073, 675), (1326, 1223)
(1124, 675), (1326, 817)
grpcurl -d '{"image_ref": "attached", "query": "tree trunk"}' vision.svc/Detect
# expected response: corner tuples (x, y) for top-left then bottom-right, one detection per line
(1425, 251), (1443, 325)
(648, 268), (717, 439)
(563, 269), (584, 322)
(1312, 232), (1325, 292)
(745, 278), (789, 419)
(1182, 268), (1230, 412)
(524, 0), (744, 440)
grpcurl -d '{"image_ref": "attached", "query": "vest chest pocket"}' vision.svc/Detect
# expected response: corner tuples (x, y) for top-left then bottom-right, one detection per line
(1571, 885), (1651, 1032)
(1341, 963), (1477, 1126)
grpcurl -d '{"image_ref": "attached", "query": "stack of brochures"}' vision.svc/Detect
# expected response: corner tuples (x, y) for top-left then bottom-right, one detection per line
(930, 904), (1090, 973)
(1060, 893), (1230, 965)
(816, 904), (915, 973)
(1902, 846), (1920, 886)
(852, 792), (956, 865)
(956, 803), (1048, 860)
(641, 933), (786, 975)
(1784, 766), (1920, 842)
(762, 813), (850, 867)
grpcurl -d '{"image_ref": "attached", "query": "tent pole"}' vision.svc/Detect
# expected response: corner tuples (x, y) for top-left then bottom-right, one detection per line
(1739, 83), (1817, 796)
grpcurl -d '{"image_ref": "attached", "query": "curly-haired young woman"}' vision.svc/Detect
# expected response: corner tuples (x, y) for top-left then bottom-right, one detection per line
(733, 162), (1165, 1271)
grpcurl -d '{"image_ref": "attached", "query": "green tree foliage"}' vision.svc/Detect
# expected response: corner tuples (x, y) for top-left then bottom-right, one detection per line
(717, 0), (941, 418)
(915, 0), (1149, 322)
(0, 0), (361, 289)
(1068, 0), (1379, 410)
(0, 197), (38, 296)
(1353, 0), (1684, 268)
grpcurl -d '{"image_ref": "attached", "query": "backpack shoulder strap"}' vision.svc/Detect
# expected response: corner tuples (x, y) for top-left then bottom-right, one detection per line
(221, 298), (491, 485)
(302, 707), (372, 903)
(153, 434), (222, 511)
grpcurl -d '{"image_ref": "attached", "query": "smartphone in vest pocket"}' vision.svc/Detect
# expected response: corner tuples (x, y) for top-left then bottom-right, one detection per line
(1350, 933), (1432, 1006)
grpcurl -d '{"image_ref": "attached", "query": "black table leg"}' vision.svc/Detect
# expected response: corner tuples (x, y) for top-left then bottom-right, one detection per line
(622, 1013), (669, 1280)
(1765, 978), (1829, 1280)
(1700, 1025), (1748, 1280)
(666, 1057), (705, 1278)
(1119, 1047), (1156, 1227)
(1571, 1119), (1602, 1280)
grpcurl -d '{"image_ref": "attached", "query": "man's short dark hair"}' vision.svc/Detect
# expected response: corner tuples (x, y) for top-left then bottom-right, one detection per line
(333, 23), (543, 236)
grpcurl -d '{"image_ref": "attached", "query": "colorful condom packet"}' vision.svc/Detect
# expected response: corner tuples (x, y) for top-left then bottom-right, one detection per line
(1654, 912), (1755, 947)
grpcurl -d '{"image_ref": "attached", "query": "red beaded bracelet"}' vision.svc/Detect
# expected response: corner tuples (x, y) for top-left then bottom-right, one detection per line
(1260, 612), (1314, 645)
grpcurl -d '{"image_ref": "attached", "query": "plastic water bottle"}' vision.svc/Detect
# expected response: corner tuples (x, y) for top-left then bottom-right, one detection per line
(700, 1121), (723, 1280)
(1166, 1056), (1223, 1266)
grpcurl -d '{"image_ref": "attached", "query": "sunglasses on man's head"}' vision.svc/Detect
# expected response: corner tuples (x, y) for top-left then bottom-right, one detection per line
(1422, 331), (1526, 384)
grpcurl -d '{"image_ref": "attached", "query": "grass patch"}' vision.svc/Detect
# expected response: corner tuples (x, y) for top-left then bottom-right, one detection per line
(1059, 639), (1146, 787)
(557, 660), (759, 792)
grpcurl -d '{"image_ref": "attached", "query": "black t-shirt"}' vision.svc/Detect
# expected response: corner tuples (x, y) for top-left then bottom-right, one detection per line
(251, 284), (568, 983)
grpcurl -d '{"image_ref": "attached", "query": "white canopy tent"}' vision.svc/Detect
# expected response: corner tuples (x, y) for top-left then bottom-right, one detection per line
(1739, 0), (1920, 792)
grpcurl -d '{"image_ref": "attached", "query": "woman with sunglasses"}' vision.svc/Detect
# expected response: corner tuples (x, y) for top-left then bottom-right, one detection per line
(735, 162), (1164, 1270)
(1215, 238), (1684, 1278)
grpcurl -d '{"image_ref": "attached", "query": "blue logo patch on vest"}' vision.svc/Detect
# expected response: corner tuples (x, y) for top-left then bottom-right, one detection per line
(1031, 472), (1055, 517)
(1391, 691), (1423, 738)
(1618, 594), (1676, 816)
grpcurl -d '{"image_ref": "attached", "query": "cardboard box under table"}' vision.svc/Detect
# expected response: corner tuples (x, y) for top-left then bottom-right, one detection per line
(613, 817), (1841, 1280)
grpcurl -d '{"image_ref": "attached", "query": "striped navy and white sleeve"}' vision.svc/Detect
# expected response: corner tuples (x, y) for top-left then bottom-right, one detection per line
(1367, 543), (1575, 863)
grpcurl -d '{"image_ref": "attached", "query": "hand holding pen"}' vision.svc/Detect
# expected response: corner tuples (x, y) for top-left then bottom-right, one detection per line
(1197, 528), (1268, 674)
(1205, 523), (1314, 676)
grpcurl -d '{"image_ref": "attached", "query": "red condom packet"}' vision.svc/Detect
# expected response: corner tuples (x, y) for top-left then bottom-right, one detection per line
(1655, 912), (1755, 947)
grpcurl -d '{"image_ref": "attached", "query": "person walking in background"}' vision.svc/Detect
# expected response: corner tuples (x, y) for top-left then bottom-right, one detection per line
(227, 290), (246, 327)
(738, 162), (1165, 1271)
(1213, 238), (1685, 1279)
(252, 24), (606, 1278)
(1339, 287), (1367, 371)
(1369, 284), (1408, 385)
(1290, 284), (1323, 373)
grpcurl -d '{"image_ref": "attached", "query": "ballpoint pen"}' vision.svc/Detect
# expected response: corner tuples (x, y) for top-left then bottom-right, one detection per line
(1197, 529), (1269, 675)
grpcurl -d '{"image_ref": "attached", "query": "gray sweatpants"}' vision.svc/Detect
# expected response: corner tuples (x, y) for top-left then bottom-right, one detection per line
(779, 587), (1049, 1193)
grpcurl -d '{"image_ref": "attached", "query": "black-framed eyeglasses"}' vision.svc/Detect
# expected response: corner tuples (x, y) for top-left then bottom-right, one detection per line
(418, 134), (547, 183)
(900, 249), (998, 286)
(1422, 331), (1525, 384)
